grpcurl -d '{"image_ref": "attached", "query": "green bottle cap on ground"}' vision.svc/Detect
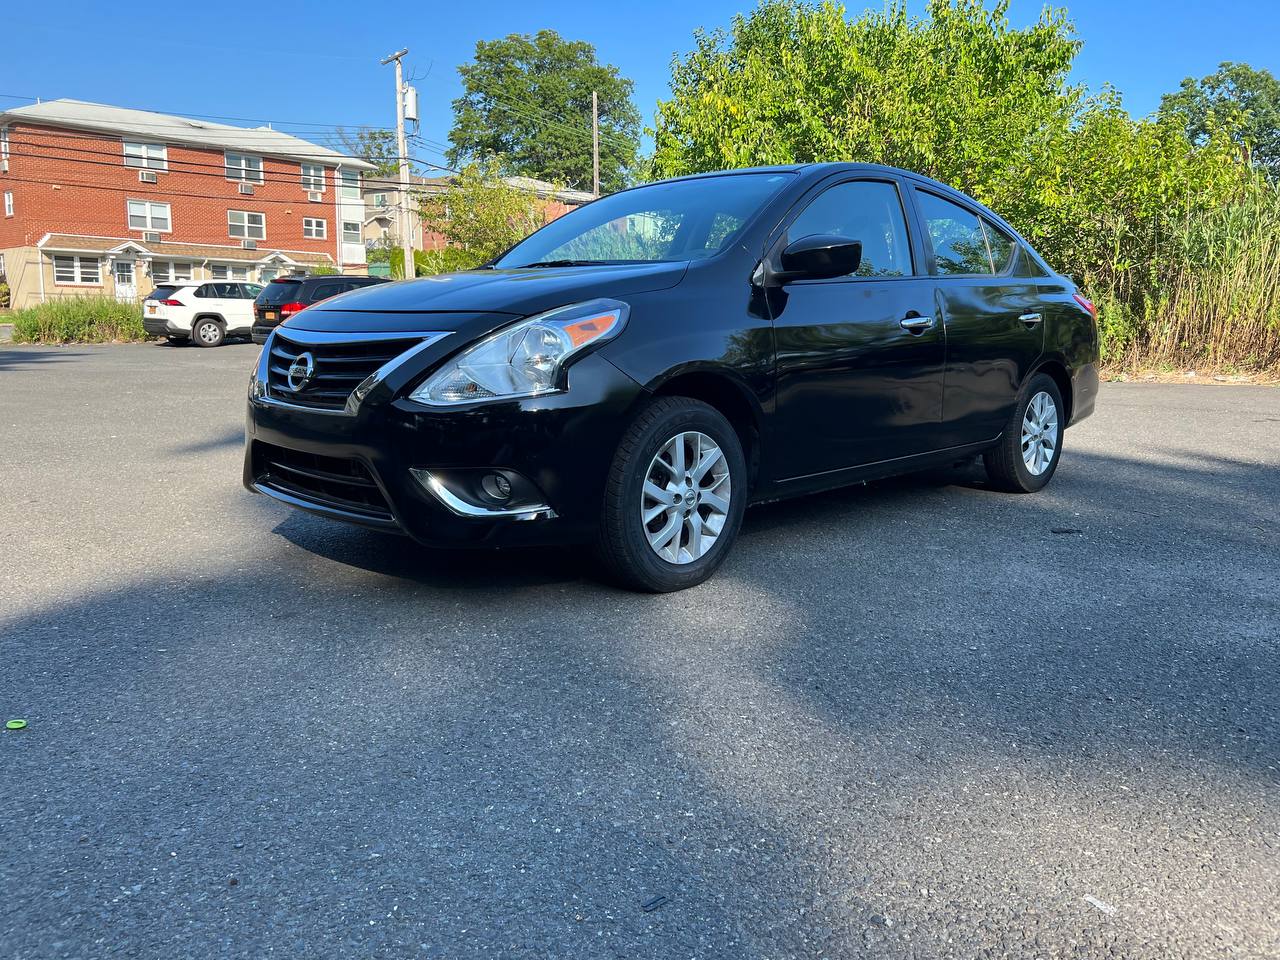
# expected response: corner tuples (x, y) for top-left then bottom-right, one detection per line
(6, 719), (27, 730)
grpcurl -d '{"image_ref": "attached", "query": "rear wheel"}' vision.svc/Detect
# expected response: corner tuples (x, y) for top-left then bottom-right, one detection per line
(596, 397), (747, 592)
(983, 373), (1064, 492)
(192, 318), (225, 348)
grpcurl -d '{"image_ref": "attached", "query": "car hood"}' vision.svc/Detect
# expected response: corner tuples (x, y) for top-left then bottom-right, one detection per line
(283, 261), (689, 335)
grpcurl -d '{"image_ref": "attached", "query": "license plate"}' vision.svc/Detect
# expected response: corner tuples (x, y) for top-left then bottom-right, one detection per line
(265, 311), (277, 321)
(146, 304), (157, 314)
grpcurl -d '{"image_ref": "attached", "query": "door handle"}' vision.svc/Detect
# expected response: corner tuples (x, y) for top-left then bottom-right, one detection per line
(900, 314), (934, 333)
(1019, 312), (1043, 328)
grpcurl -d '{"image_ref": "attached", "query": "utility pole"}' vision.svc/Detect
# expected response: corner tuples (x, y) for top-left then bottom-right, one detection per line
(381, 48), (415, 280)
(592, 90), (600, 198)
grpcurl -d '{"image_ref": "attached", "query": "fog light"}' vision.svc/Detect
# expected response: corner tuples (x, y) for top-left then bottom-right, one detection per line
(481, 473), (512, 501)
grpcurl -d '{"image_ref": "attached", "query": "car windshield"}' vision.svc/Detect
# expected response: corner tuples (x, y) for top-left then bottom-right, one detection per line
(492, 172), (795, 269)
(259, 279), (304, 305)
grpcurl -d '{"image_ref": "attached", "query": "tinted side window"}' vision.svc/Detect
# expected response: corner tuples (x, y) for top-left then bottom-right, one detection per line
(310, 283), (343, 302)
(213, 283), (238, 298)
(787, 180), (912, 278)
(916, 191), (992, 275)
(194, 284), (216, 298)
(981, 219), (1015, 273)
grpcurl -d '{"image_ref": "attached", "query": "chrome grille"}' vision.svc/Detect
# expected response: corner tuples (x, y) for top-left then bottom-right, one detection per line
(267, 332), (421, 410)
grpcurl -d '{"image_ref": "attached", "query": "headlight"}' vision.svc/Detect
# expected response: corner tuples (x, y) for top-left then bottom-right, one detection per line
(409, 298), (629, 406)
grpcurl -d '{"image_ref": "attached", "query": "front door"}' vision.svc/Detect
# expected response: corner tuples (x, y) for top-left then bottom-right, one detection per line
(767, 178), (943, 480)
(113, 260), (137, 302)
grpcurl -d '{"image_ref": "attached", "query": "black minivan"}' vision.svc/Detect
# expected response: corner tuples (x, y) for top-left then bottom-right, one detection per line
(251, 275), (388, 344)
(245, 164), (1099, 591)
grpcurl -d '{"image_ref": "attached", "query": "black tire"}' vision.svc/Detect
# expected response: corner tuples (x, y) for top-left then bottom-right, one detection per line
(596, 397), (748, 592)
(983, 373), (1064, 493)
(165, 335), (188, 346)
(192, 317), (225, 348)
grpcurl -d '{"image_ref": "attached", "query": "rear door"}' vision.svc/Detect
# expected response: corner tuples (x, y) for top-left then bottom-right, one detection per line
(767, 176), (943, 479)
(222, 283), (256, 331)
(909, 188), (1045, 447)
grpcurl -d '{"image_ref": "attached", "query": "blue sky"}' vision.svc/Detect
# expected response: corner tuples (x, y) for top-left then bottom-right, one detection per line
(2, 0), (1277, 173)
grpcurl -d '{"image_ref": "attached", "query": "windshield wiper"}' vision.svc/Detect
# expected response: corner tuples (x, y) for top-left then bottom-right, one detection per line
(512, 259), (607, 268)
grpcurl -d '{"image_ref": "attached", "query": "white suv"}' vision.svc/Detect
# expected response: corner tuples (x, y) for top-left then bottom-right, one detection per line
(143, 281), (264, 347)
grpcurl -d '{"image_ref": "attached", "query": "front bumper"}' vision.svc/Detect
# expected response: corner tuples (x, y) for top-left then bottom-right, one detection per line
(243, 351), (643, 548)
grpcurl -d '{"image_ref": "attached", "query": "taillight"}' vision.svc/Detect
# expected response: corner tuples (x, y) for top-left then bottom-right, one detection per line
(160, 299), (184, 306)
(1073, 293), (1098, 321)
(279, 301), (307, 315)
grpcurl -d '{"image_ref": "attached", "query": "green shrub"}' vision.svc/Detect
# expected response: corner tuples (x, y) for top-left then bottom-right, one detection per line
(11, 296), (147, 344)
(390, 245), (486, 278)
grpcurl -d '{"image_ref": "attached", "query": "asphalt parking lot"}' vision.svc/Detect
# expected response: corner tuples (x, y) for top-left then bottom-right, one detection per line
(1, 341), (1277, 959)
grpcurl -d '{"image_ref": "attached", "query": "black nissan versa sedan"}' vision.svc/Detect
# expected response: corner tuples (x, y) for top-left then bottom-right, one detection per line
(244, 163), (1099, 591)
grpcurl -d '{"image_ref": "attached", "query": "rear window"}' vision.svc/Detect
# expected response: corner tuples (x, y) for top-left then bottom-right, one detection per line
(258, 279), (303, 305)
(146, 285), (181, 301)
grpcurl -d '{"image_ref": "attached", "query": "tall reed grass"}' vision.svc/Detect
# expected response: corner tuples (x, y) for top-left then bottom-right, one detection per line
(11, 296), (147, 344)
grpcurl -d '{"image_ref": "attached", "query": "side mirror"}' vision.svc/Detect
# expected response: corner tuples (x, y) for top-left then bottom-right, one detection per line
(776, 234), (862, 283)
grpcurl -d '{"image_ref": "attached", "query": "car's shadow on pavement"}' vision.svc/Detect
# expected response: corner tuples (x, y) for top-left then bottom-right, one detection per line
(3, 444), (1276, 957)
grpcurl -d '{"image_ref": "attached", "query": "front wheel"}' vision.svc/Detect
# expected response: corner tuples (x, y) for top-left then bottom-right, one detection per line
(596, 397), (747, 592)
(983, 373), (1064, 492)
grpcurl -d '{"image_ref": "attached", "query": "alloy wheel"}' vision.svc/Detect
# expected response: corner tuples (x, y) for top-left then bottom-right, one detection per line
(1021, 390), (1060, 476)
(641, 431), (731, 564)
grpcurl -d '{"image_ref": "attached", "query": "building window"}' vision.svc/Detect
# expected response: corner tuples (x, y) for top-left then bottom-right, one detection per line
(0, 126), (9, 171)
(228, 210), (266, 241)
(373, 193), (387, 207)
(303, 217), (327, 239)
(342, 221), (361, 243)
(113, 260), (134, 286)
(126, 199), (171, 232)
(301, 163), (326, 192)
(211, 264), (249, 281)
(340, 168), (360, 199)
(3, 191), (11, 217)
(225, 152), (264, 184)
(151, 260), (193, 283)
(53, 255), (101, 285)
(123, 141), (167, 171)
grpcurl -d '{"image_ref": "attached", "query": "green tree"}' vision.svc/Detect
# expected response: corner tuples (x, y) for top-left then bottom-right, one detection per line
(1160, 62), (1280, 178)
(447, 30), (640, 192)
(417, 162), (552, 268)
(337, 127), (400, 178)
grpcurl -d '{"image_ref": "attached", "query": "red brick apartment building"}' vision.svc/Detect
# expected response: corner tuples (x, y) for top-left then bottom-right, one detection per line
(0, 99), (373, 308)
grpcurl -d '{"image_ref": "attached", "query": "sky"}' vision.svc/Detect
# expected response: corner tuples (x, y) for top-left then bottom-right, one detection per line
(2, 0), (1278, 174)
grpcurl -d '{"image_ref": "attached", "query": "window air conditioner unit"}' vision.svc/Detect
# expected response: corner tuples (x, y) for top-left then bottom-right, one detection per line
(238, 183), (255, 195)
(307, 191), (323, 202)
(138, 170), (158, 184)
(241, 239), (257, 250)
(143, 232), (161, 243)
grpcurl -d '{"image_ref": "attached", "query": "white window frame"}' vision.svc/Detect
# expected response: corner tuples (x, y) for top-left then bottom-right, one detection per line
(339, 168), (360, 199)
(225, 152), (264, 184)
(123, 141), (168, 172)
(228, 209), (266, 241)
(126, 199), (171, 232)
(113, 260), (134, 284)
(373, 193), (387, 208)
(151, 260), (193, 283)
(3, 191), (12, 217)
(1, 126), (9, 171)
(52, 255), (102, 285)
(341, 220), (361, 243)
(301, 163), (326, 192)
(211, 263), (250, 281)
(303, 217), (327, 240)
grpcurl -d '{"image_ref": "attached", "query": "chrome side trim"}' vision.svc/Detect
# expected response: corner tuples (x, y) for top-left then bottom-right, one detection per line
(411, 468), (558, 521)
(346, 333), (451, 413)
